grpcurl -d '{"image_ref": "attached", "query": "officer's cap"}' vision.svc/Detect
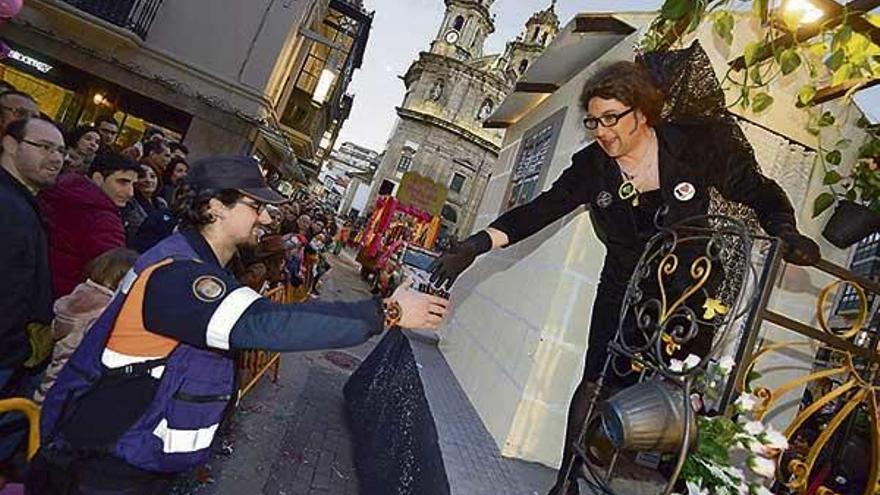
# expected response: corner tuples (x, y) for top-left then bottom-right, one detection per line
(186, 155), (287, 205)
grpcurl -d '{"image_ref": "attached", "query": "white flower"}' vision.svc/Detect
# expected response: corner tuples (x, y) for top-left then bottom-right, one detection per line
(670, 358), (685, 372)
(718, 355), (736, 374)
(722, 465), (746, 483)
(734, 393), (758, 413)
(686, 480), (709, 495)
(761, 426), (789, 451)
(743, 420), (765, 436)
(684, 353), (701, 370)
(748, 456), (776, 478)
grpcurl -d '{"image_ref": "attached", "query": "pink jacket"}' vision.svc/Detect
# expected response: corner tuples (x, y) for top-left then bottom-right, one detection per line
(34, 279), (114, 404)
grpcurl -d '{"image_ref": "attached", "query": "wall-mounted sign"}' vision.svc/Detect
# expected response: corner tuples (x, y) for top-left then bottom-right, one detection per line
(7, 49), (53, 74)
(396, 171), (448, 217)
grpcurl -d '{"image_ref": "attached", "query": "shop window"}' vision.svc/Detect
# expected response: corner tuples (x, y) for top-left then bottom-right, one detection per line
(0, 66), (76, 122)
(450, 172), (466, 194)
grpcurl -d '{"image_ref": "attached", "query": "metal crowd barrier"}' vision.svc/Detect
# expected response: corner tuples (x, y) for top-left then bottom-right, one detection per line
(236, 284), (287, 399)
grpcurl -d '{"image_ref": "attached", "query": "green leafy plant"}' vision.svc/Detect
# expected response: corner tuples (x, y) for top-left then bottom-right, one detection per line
(641, 0), (880, 219)
(672, 354), (783, 495)
(814, 119), (880, 216)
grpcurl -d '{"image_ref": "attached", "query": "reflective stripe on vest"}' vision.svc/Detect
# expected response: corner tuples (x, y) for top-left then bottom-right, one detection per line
(152, 419), (219, 454)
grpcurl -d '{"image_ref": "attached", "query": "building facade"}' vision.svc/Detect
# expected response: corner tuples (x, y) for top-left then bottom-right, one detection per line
(3, 0), (371, 179)
(319, 141), (381, 216)
(367, 0), (558, 238)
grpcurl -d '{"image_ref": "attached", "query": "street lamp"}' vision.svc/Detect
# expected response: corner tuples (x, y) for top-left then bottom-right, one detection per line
(782, 0), (824, 25)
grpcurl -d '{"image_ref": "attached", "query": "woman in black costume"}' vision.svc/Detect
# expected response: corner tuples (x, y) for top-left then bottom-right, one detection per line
(429, 61), (820, 495)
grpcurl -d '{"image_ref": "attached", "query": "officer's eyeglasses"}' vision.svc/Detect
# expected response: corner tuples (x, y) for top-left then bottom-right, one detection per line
(583, 107), (635, 130)
(238, 199), (268, 215)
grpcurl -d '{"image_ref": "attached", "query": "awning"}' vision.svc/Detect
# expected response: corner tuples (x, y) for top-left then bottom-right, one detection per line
(484, 14), (637, 129)
(256, 125), (307, 183)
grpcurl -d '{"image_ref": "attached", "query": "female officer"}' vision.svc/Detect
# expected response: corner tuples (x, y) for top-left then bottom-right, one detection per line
(429, 61), (819, 495)
(29, 155), (449, 494)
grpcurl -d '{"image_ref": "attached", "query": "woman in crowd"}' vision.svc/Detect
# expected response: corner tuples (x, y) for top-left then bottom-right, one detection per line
(123, 162), (168, 242)
(160, 157), (188, 204)
(34, 247), (138, 404)
(62, 125), (100, 175)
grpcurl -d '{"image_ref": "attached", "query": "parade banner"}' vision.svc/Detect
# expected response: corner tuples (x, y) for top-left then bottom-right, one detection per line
(395, 172), (447, 217)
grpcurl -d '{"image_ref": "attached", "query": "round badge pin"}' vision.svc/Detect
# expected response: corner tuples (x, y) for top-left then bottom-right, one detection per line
(674, 182), (696, 202)
(192, 275), (227, 302)
(596, 191), (613, 209)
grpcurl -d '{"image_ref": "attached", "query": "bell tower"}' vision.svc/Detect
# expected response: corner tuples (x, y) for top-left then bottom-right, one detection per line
(429, 0), (496, 61)
(501, 0), (559, 80)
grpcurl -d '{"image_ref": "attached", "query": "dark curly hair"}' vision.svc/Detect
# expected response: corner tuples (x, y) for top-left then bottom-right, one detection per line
(580, 61), (665, 127)
(173, 184), (242, 228)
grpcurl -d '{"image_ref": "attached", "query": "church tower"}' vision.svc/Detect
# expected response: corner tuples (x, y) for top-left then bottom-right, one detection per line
(429, 0), (496, 62)
(368, 1), (555, 238)
(500, 0), (559, 81)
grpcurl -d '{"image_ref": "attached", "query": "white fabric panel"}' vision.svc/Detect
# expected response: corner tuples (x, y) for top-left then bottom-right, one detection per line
(101, 349), (166, 379)
(152, 418), (218, 453)
(205, 287), (262, 350)
(119, 268), (138, 295)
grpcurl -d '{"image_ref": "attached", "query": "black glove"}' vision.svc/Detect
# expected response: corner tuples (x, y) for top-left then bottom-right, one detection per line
(429, 231), (493, 289)
(777, 226), (821, 266)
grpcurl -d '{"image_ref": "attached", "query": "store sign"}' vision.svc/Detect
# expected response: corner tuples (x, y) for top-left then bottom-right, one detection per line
(7, 50), (53, 74)
(396, 172), (448, 217)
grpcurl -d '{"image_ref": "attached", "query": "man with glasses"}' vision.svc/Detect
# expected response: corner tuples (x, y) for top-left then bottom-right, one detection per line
(30, 155), (450, 494)
(0, 117), (64, 471)
(429, 61), (820, 494)
(0, 91), (39, 133)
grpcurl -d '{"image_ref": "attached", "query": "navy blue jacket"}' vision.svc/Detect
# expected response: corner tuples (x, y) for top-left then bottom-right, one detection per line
(0, 167), (53, 368)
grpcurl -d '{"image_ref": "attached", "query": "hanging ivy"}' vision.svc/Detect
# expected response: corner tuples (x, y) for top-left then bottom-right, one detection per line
(642, 1), (880, 217)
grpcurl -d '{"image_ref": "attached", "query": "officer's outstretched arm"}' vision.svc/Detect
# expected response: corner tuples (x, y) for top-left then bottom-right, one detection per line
(143, 260), (381, 352)
(229, 297), (382, 351)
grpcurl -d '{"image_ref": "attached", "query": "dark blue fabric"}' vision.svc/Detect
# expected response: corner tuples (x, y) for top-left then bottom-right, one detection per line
(230, 297), (382, 352)
(0, 167), (52, 368)
(40, 233), (236, 474)
(143, 260), (242, 348)
(344, 331), (450, 495)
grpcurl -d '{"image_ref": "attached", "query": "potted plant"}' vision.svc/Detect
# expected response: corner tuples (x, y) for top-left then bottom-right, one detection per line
(814, 121), (880, 248)
(668, 355), (784, 495)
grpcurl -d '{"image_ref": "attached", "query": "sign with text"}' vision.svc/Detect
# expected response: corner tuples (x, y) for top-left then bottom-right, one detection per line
(395, 172), (447, 217)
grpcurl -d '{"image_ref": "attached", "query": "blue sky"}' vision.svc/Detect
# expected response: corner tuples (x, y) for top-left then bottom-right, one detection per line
(336, 0), (878, 152)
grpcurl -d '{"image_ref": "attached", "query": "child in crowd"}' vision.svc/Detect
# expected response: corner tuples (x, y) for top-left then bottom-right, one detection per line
(34, 248), (138, 404)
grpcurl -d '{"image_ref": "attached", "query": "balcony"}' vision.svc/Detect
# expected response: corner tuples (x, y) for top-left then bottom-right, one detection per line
(59, 0), (163, 39)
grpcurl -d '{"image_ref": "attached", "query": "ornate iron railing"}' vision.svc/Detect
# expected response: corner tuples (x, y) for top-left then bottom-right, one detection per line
(567, 214), (880, 495)
(60, 0), (163, 40)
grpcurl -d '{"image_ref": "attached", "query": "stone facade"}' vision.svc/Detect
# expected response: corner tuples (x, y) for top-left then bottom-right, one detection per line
(368, 0), (558, 237)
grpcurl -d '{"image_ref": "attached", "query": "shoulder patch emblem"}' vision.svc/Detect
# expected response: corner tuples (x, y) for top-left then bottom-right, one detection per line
(674, 181), (696, 202)
(596, 190), (613, 209)
(193, 275), (226, 302)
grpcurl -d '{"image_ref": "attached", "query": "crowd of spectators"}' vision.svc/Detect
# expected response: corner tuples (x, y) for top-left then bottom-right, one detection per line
(0, 85), (349, 485)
